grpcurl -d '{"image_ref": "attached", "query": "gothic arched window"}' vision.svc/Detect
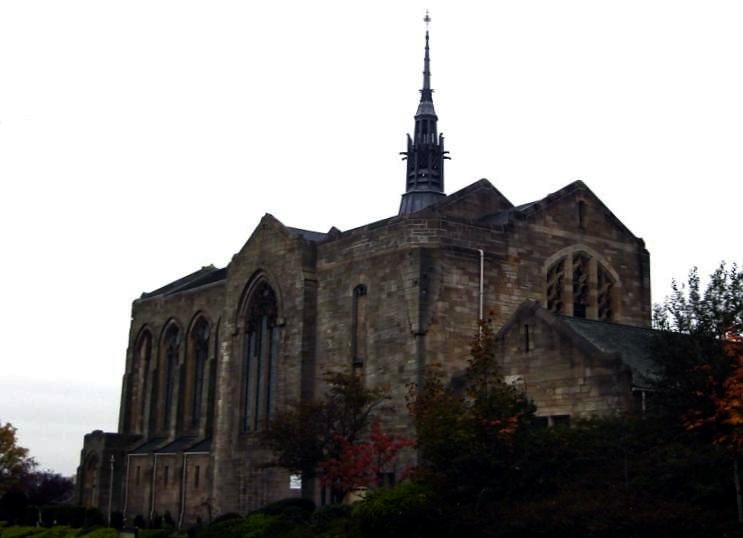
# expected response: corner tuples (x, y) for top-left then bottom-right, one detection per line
(131, 330), (152, 434)
(187, 317), (209, 430)
(544, 248), (620, 321)
(161, 324), (181, 432)
(352, 284), (368, 369)
(241, 281), (279, 432)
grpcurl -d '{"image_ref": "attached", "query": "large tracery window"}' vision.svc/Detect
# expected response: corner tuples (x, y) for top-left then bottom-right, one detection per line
(545, 250), (618, 321)
(241, 281), (279, 432)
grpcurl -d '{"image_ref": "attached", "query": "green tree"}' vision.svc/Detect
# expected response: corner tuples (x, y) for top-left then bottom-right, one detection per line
(653, 262), (743, 521)
(408, 320), (536, 501)
(0, 422), (35, 496)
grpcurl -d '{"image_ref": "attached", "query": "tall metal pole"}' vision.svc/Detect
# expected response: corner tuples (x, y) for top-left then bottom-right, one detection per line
(108, 455), (115, 526)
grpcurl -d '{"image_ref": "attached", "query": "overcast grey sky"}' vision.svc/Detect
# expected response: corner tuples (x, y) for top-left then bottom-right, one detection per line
(1, 1), (742, 476)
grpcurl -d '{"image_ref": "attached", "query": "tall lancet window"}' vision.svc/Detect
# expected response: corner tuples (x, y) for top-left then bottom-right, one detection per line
(241, 281), (279, 432)
(131, 330), (152, 434)
(161, 324), (181, 431)
(189, 318), (210, 429)
(352, 284), (368, 369)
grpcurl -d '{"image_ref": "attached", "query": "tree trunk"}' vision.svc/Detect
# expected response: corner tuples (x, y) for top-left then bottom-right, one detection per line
(735, 458), (742, 523)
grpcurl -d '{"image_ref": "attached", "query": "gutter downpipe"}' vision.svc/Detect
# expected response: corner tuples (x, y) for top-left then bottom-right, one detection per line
(150, 454), (158, 522)
(178, 453), (188, 529)
(477, 249), (484, 323)
(122, 455), (130, 521)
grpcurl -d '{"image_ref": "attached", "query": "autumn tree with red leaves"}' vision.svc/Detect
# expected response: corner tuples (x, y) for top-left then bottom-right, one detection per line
(262, 370), (396, 501)
(655, 262), (743, 521)
(319, 420), (414, 499)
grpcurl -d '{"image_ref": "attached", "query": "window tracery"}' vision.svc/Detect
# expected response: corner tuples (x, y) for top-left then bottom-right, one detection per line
(597, 264), (615, 321)
(546, 259), (565, 314)
(545, 250), (618, 321)
(241, 281), (279, 432)
(572, 253), (590, 319)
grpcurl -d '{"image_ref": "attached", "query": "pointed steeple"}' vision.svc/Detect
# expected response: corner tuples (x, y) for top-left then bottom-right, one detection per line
(399, 11), (449, 215)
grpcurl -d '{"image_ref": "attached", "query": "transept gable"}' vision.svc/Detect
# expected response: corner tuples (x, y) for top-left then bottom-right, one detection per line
(413, 178), (514, 222)
(513, 181), (642, 244)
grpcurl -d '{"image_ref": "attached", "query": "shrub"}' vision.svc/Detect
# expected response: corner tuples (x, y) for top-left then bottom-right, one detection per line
(35, 527), (73, 538)
(310, 504), (353, 537)
(352, 482), (440, 538)
(80, 529), (118, 538)
(209, 512), (241, 525)
(82, 509), (104, 529)
(148, 513), (162, 529)
(132, 515), (146, 529)
(138, 530), (172, 538)
(196, 513), (279, 538)
(0, 527), (46, 538)
(258, 497), (315, 517)
(109, 512), (123, 530)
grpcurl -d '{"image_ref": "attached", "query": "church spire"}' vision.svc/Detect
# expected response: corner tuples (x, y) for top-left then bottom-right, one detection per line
(399, 11), (449, 215)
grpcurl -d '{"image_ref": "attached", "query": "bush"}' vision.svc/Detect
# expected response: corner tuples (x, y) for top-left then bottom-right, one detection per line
(138, 530), (172, 538)
(82, 509), (104, 529)
(35, 527), (73, 538)
(40, 506), (86, 529)
(196, 513), (279, 538)
(109, 512), (123, 530)
(258, 497), (315, 517)
(80, 529), (118, 538)
(209, 512), (241, 525)
(132, 515), (146, 529)
(310, 504), (353, 537)
(0, 527), (46, 538)
(352, 482), (440, 538)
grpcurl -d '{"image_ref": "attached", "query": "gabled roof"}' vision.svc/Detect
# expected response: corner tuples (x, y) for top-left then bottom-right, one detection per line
(497, 300), (659, 387)
(561, 316), (659, 386)
(285, 226), (328, 242)
(413, 179), (514, 221)
(139, 265), (227, 300)
(479, 180), (641, 241)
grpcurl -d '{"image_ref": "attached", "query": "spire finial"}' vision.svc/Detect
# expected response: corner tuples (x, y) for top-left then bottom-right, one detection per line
(420, 11), (432, 101)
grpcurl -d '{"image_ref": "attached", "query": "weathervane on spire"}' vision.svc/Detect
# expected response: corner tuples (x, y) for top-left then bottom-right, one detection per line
(424, 10), (431, 29)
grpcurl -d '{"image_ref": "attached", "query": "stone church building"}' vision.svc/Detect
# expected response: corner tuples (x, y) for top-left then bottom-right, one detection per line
(77, 24), (654, 526)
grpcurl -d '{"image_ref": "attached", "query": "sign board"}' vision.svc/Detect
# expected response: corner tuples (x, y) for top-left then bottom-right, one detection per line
(289, 474), (302, 490)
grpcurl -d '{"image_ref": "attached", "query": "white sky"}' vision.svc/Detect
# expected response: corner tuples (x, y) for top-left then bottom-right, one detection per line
(1, 1), (742, 477)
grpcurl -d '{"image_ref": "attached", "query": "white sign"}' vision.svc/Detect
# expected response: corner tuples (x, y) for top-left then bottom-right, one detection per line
(289, 474), (302, 490)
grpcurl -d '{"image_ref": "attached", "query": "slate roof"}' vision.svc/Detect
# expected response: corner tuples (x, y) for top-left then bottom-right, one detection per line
(497, 300), (662, 389)
(560, 316), (660, 386)
(140, 265), (227, 300)
(155, 436), (200, 454)
(129, 437), (168, 455)
(285, 226), (328, 242)
(186, 438), (212, 453)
